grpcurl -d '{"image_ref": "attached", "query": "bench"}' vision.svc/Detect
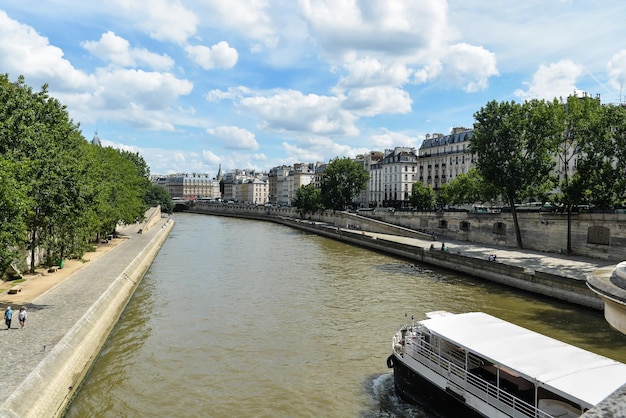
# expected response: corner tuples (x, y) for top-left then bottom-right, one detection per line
(8, 287), (22, 294)
(48, 266), (59, 273)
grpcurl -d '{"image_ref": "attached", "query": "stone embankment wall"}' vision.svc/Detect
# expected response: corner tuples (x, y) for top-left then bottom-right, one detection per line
(190, 204), (602, 309)
(374, 210), (626, 261)
(0, 218), (174, 418)
(192, 203), (626, 261)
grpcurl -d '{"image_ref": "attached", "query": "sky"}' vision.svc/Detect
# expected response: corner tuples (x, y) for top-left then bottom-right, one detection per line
(1, 1), (626, 176)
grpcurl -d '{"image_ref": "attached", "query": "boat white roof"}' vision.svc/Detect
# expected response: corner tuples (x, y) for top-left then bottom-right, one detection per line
(421, 312), (626, 407)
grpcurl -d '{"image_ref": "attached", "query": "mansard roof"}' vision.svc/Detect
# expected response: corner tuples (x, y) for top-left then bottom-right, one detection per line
(420, 128), (473, 149)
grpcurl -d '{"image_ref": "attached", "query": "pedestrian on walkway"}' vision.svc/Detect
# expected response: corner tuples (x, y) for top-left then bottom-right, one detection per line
(4, 306), (13, 329)
(18, 307), (27, 329)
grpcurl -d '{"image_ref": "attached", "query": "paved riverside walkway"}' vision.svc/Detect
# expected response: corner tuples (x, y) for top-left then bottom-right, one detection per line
(344, 228), (618, 281)
(0, 217), (169, 410)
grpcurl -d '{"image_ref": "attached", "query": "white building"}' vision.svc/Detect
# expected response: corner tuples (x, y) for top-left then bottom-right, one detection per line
(369, 147), (419, 208)
(418, 127), (474, 190)
(239, 178), (269, 204)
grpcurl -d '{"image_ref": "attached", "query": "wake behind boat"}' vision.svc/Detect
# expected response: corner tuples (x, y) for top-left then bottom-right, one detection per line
(387, 311), (626, 418)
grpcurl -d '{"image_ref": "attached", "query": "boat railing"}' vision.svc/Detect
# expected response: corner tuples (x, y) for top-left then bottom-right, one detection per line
(405, 338), (552, 418)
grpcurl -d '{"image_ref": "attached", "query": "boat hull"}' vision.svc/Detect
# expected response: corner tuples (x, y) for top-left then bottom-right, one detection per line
(390, 354), (485, 418)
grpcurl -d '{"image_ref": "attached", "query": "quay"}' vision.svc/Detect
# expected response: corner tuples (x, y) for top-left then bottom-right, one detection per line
(0, 209), (173, 418)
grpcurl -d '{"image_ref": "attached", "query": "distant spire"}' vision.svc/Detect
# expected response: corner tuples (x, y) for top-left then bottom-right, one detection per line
(91, 131), (102, 146)
(216, 163), (222, 179)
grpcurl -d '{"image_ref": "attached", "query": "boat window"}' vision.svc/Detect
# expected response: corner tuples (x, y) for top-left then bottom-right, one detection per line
(537, 389), (582, 417)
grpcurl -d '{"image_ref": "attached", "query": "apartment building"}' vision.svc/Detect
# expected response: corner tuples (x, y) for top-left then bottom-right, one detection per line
(221, 169), (268, 202)
(369, 147), (419, 208)
(239, 178), (269, 205)
(151, 173), (221, 200)
(267, 163), (318, 206)
(417, 127), (474, 190)
(268, 165), (291, 206)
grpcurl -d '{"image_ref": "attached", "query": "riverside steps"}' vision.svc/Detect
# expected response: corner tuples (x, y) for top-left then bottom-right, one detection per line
(0, 214), (173, 418)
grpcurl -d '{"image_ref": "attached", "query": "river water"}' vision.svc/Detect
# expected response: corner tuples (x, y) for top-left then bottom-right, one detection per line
(64, 213), (626, 417)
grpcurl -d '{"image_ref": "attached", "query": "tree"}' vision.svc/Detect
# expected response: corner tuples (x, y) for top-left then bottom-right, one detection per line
(320, 157), (368, 211)
(291, 184), (323, 218)
(93, 146), (148, 235)
(552, 95), (613, 254)
(409, 182), (435, 210)
(0, 74), (156, 272)
(608, 103), (626, 207)
(0, 160), (30, 275)
(440, 168), (493, 207)
(471, 99), (559, 248)
(145, 184), (174, 214)
(0, 76), (97, 270)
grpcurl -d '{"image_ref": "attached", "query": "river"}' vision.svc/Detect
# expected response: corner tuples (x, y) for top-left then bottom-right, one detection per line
(64, 213), (626, 417)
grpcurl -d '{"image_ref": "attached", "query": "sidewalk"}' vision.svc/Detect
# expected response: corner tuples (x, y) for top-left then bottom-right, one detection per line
(356, 230), (617, 281)
(0, 217), (171, 412)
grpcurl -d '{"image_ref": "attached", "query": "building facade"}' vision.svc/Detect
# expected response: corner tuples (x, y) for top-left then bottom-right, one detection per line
(418, 127), (474, 190)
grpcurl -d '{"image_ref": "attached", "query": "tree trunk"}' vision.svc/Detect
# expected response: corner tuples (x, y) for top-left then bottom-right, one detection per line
(567, 207), (572, 255)
(509, 196), (524, 249)
(29, 229), (36, 274)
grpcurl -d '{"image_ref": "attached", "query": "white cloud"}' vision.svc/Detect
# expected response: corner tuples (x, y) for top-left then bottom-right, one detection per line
(205, 86), (251, 102)
(440, 43), (499, 92)
(0, 10), (95, 91)
(515, 60), (583, 100)
(282, 136), (367, 163)
(608, 50), (626, 91)
(202, 149), (222, 165)
(82, 31), (174, 70)
(342, 86), (412, 117)
(58, 68), (194, 130)
(335, 57), (411, 89)
(207, 126), (259, 150)
(299, 0), (451, 58)
(112, 0), (198, 43)
(185, 42), (238, 70)
(239, 90), (359, 136)
(367, 130), (418, 149)
(196, 0), (278, 48)
(300, 1), (497, 97)
(93, 68), (193, 110)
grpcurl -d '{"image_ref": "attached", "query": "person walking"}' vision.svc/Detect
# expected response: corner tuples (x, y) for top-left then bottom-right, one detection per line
(18, 307), (27, 329)
(4, 306), (13, 330)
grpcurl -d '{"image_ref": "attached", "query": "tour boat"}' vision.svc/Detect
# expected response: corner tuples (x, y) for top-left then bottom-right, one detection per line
(387, 311), (626, 418)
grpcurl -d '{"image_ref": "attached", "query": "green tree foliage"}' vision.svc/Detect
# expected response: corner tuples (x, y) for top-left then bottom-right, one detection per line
(91, 146), (148, 235)
(471, 99), (559, 248)
(0, 74), (155, 275)
(291, 184), (323, 218)
(608, 104), (626, 206)
(320, 157), (368, 211)
(409, 182), (435, 210)
(552, 95), (613, 253)
(145, 184), (174, 214)
(0, 160), (30, 273)
(439, 168), (493, 207)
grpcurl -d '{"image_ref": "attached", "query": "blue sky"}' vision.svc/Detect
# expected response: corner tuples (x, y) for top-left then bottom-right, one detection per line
(1, 1), (626, 176)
